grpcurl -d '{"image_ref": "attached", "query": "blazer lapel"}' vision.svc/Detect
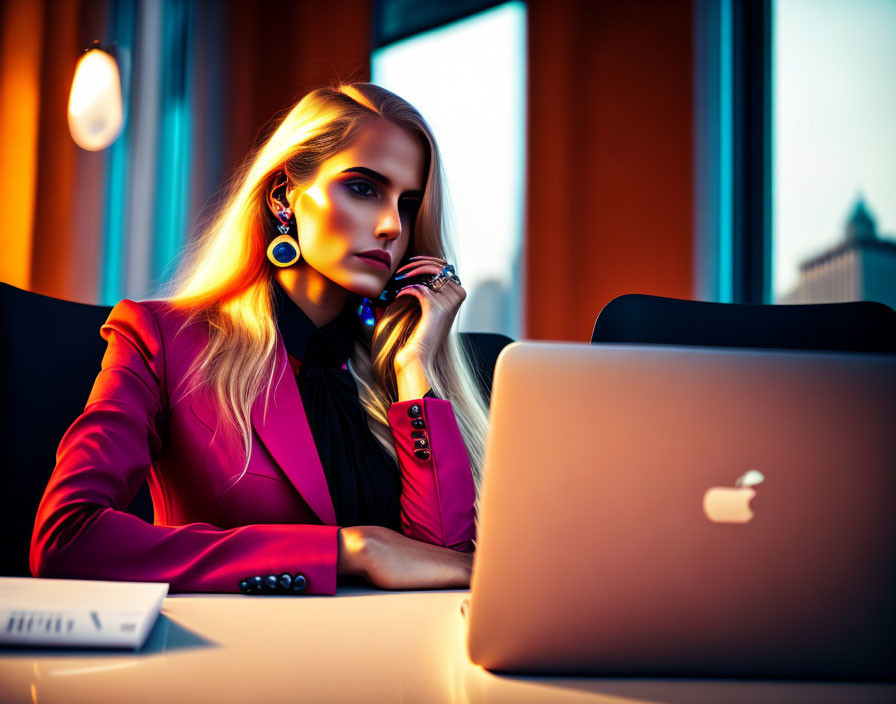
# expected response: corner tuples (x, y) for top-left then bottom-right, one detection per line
(251, 338), (337, 526)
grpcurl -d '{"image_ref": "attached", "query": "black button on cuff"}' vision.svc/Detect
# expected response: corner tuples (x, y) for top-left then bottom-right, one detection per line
(264, 574), (279, 591)
(278, 573), (293, 590)
(414, 449), (431, 460)
(414, 438), (428, 450)
(239, 580), (251, 594)
(407, 403), (422, 419)
(411, 418), (425, 429)
(292, 574), (307, 592)
(410, 430), (426, 439)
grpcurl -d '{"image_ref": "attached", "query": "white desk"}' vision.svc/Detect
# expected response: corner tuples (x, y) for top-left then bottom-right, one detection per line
(1, 588), (893, 703)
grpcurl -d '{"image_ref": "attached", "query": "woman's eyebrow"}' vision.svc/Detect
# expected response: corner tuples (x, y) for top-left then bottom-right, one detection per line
(340, 167), (423, 198)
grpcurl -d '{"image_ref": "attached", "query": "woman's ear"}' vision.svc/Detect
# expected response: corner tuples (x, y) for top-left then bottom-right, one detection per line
(267, 172), (291, 217)
(284, 184), (299, 214)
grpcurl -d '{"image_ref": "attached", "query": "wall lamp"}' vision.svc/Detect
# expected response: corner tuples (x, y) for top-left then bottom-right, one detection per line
(67, 40), (123, 151)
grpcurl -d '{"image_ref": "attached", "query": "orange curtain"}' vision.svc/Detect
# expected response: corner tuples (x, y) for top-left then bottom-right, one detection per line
(222, 0), (372, 182)
(525, 0), (695, 341)
(30, 0), (98, 302)
(0, 0), (107, 303)
(0, 0), (43, 293)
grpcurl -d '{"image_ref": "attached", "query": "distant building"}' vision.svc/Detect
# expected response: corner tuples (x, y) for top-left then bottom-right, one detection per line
(782, 199), (896, 311)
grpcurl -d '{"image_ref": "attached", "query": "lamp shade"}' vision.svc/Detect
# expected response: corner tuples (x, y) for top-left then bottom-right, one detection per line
(67, 47), (123, 151)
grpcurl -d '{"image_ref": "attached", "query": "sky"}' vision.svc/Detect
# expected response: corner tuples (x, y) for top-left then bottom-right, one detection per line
(774, 0), (896, 297)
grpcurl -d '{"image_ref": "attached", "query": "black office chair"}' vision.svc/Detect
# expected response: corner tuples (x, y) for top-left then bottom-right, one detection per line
(0, 282), (154, 577)
(592, 293), (896, 354)
(461, 331), (514, 403)
(0, 282), (512, 577)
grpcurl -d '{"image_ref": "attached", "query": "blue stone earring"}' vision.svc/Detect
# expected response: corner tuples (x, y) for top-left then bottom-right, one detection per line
(267, 205), (300, 267)
(358, 298), (375, 327)
(358, 286), (393, 326)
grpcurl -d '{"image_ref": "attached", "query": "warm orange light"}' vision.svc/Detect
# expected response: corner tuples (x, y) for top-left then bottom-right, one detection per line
(67, 46), (123, 151)
(303, 184), (326, 207)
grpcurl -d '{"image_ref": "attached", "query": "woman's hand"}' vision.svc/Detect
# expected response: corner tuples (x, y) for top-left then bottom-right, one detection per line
(337, 525), (473, 590)
(391, 255), (466, 373)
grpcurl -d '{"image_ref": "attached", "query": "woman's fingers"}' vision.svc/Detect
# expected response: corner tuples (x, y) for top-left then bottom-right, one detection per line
(396, 255), (450, 273)
(393, 284), (430, 308)
(394, 280), (465, 307)
(395, 263), (444, 280)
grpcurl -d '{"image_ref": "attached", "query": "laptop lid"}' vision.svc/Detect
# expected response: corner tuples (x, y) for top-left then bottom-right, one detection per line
(466, 342), (896, 679)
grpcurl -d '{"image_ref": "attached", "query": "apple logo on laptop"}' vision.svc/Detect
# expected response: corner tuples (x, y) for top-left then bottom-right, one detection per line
(702, 470), (765, 524)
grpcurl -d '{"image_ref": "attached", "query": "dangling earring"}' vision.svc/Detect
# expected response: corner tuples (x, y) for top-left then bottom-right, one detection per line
(267, 204), (300, 267)
(358, 285), (393, 326)
(358, 298), (375, 327)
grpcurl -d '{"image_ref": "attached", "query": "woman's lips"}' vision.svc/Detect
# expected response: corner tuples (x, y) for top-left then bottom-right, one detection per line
(355, 252), (391, 270)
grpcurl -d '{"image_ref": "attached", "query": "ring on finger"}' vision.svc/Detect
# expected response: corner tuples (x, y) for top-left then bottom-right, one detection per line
(425, 265), (461, 292)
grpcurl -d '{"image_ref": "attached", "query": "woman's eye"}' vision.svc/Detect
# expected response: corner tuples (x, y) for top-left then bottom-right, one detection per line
(347, 180), (376, 197)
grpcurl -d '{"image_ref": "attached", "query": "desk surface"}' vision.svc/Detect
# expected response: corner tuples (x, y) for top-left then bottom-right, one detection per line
(1, 588), (893, 704)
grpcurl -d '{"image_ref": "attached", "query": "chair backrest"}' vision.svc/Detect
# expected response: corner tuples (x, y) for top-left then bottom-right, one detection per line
(592, 293), (896, 354)
(0, 282), (512, 576)
(0, 282), (155, 577)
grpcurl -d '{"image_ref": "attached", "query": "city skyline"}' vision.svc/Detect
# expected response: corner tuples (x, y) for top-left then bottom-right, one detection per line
(782, 195), (896, 310)
(774, 0), (896, 299)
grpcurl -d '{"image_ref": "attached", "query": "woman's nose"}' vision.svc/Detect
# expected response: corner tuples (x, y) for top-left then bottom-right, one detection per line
(376, 203), (402, 240)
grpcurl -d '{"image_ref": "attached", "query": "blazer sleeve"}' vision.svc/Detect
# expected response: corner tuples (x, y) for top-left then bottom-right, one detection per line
(387, 397), (476, 551)
(29, 299), (339, 594)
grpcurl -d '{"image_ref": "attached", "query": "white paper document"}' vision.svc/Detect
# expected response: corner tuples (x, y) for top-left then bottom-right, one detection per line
(0, 577), (168, 649)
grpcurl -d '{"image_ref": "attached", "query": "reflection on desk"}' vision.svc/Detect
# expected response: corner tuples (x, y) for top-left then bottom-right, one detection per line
(1, 588), (894, 703)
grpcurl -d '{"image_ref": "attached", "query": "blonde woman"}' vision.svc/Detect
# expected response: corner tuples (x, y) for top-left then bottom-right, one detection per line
(30, 84), (489, 594)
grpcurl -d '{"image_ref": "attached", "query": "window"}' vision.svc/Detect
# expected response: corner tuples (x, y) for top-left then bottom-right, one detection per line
(372, 2), (527, 337)
(773, 0), (896, 309)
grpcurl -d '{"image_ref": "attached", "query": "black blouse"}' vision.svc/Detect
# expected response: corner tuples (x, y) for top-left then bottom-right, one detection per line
(272, 283), (402, 530)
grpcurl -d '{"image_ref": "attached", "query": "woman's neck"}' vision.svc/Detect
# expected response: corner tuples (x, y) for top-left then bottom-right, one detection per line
(275, 265), (349, 328)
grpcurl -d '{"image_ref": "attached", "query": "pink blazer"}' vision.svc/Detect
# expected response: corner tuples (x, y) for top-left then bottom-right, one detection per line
(30, 299), (476, 594)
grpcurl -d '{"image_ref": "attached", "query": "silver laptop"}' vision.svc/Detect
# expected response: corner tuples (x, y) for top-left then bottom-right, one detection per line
(466, 342), (896, 680)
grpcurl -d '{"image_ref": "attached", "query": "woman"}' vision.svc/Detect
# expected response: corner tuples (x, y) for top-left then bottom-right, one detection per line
(30, 84), (490, 594)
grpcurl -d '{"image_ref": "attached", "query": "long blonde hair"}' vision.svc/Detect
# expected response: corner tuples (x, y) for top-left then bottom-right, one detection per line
(165, 83), (489, 501)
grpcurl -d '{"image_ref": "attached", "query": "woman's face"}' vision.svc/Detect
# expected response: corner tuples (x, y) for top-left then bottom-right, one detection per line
(285, 116), (426, 299)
